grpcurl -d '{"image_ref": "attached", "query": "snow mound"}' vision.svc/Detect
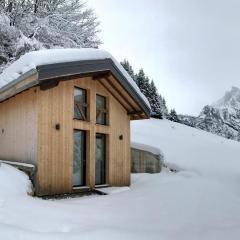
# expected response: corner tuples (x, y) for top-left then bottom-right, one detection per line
(0, 163), (32, 197)
(98, 187), (130, 195)
(131, 119), (240, 177)
(131, 141), (162, 155)
(0, 48), (150, 109)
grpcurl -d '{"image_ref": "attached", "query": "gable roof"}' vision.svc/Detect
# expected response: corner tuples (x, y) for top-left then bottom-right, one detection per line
(0, 49), (151, 117)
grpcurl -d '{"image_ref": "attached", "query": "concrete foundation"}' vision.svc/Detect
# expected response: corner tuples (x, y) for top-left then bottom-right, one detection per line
(131, 148), (163, 174)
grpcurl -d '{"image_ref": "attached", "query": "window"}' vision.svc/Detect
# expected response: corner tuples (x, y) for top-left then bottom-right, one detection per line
(96, 95), (107, 125)
(95, 133), (106, 185)
(74, 87), (87, 120)
(73, 130), (86, 187)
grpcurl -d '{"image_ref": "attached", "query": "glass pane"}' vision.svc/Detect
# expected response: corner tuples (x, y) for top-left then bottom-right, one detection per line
(95, 134), (106, 185)
(74, 88), (87, 120)
(73, 130), (86, 187)
(96, 95), (107, 125)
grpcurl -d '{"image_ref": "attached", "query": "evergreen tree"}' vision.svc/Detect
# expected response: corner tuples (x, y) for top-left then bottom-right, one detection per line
(135, 68), (150, 98)
(168, 109), (180, 122)
(121, 59), (135, 81)
(159, 95), (169, 118)
(148, 80), (162, 119)
(237, 131), (240, 141)
(121, 59), (169, 119)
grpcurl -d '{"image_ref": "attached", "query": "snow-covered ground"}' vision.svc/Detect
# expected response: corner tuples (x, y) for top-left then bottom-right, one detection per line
(1, 119), (240, 239)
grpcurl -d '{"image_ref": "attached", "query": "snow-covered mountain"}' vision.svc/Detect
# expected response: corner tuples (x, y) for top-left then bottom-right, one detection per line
(179, 86), (240, 141)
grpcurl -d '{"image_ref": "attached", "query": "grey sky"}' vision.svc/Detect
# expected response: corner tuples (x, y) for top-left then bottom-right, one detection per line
(87, 0), (240, 115)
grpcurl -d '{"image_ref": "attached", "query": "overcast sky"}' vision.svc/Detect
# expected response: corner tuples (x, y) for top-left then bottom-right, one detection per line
(88, 0), (240, 115)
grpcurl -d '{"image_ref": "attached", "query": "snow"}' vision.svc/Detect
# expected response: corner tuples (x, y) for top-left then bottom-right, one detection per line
(0, 48), (150, 109)
(131, 141), (162, 155)
(0, 160), (35, 169)
(98, 187), (130, 195)
(0, 164), (32, 197)
(1, 119), (240, 239)
(132, 119), (240, 176)
(212, 86), (240, 113)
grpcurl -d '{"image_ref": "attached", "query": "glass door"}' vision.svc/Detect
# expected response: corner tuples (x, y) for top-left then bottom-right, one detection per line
(73, 130), (86, 187)
(95, 133), (106, 185)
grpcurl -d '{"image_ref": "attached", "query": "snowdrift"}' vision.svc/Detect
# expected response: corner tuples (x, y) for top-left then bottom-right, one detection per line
(0, 163), (32, 197)
(132, 119), (240, 178)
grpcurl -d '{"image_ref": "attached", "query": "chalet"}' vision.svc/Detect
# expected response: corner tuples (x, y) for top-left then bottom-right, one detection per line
(0, 49), (150, 196)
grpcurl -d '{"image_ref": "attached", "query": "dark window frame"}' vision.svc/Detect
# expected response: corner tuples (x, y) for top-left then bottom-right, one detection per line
(73, 129), (87, 187)
(74, 87), (88, 121)
(96, 94), (108, 125)
(95, 133), (106, 185)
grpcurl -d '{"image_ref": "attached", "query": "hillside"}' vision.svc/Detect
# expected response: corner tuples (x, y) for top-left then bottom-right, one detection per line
(132, 119), (240, 175)
(1, 119), (240, 239)
(179, 86), (240, 141)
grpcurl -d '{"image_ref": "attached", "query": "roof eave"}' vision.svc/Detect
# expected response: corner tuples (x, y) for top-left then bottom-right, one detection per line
(0, 69), (38, 102)
(0, 59), (151, 117)
(37, 59), (151, 117)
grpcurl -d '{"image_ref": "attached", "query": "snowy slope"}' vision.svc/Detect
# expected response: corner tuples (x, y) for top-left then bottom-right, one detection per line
(132, 119), (240, 176)
(1, 119), (240, 239)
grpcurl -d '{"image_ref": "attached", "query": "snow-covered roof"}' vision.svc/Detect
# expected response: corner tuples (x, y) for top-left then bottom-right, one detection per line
(0, 48), (151, 114)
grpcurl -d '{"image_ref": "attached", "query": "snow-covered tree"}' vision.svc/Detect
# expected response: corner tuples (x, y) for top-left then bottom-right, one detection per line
(148, 80), (162, 119)
(0, 14), (42, 73)
(121, 59), (135, 81)
(0, 0), (101, 73)
(135, 69), (150, 98)
(168, 109), (180, 122)
(121, 59), (169, 119)
(237, 131), (240, 141)
(158, 95), (168, 118)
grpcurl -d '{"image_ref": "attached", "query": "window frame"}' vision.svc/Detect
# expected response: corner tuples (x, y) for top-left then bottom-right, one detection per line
(72, 129), (87, 187)
(96, 94), (108, 125)
(73, 86), (88, 121)
(95, 133), (107, 185)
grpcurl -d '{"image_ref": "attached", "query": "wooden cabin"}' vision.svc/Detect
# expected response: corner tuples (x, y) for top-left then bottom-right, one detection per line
(0, 49), (150, 196)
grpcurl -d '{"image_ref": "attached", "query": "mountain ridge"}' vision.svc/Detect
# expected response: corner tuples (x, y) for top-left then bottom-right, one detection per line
(179, 86), (240, 141)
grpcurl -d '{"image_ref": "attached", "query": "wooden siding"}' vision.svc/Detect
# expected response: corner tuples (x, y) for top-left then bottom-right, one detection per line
(0, 88), (38, 164)
(36, 75), (131, 196)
